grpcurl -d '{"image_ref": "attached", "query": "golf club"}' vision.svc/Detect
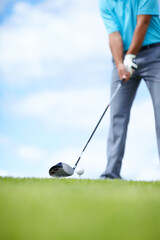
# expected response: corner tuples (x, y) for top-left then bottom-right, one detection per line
(49, 79), (124, 177)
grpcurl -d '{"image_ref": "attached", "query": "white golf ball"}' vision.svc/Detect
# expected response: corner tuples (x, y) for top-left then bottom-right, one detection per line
(76, 167), (84, 176)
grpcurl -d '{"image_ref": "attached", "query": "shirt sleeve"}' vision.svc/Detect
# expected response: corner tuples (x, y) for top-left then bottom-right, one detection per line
(99, 0), (119, 34)
(137, 0), (159, 15)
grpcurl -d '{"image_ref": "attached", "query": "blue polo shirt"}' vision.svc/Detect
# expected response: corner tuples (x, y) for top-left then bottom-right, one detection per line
(99, 0), (160, 51)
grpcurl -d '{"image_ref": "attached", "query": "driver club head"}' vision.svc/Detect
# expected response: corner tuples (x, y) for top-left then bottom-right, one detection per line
(49, 162), (74, 177)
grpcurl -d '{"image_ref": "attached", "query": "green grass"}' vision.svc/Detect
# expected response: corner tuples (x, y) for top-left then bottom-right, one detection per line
(0, 177), (160, 240)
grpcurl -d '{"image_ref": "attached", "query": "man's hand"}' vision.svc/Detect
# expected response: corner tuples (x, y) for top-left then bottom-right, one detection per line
(117, 62), (130, 82)
(123, 54), (138, 77)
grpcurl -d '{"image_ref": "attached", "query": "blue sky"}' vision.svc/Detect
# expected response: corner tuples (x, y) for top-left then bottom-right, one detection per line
(0, 0), (160, 180)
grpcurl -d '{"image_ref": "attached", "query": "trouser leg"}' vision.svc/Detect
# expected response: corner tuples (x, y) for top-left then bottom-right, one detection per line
(138, 46), (160, 161)
(101, 69), (141, 178)
(145, 78), (160, 160)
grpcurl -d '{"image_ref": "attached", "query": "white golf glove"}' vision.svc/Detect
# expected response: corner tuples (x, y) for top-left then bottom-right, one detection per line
(123, 54), (138, 77)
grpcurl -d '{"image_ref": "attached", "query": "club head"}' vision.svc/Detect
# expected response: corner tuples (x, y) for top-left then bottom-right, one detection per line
(49, 162), (74, 177)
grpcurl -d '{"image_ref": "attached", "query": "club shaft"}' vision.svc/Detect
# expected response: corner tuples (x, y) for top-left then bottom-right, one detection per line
(73, 81), (123, 169)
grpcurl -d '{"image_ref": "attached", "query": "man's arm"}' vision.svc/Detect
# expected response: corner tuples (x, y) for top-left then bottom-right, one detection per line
(110, 15), (151, 82)
(127, 15), (151, 55)
(123, 15), (151, 80)
(109, 31), (130, 81)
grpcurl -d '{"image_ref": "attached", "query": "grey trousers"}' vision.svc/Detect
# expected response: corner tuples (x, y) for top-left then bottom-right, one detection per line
(101, 45), (160, 179)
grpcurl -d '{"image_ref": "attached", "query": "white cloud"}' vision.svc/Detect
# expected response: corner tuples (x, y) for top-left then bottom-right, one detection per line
(0, 169), (24, 178)
(139, 164), (160, 181)
(0, 0), (109, 86)
(9, 87), (111, 130)
(0, 169), (9, 177)
(16, 145), (48, 162)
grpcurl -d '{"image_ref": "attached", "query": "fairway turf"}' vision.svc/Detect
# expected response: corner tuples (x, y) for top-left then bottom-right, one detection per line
(0, 177), (160, 240)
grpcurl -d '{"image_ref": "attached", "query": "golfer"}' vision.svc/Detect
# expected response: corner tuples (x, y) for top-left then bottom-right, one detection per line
(99, 0), (160, 179)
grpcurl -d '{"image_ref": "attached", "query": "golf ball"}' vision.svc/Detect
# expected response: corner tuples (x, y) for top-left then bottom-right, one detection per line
(76, 167), (84, 176)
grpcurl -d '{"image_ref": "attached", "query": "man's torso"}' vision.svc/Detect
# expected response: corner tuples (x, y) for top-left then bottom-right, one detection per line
(100, 0), (160, 50)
